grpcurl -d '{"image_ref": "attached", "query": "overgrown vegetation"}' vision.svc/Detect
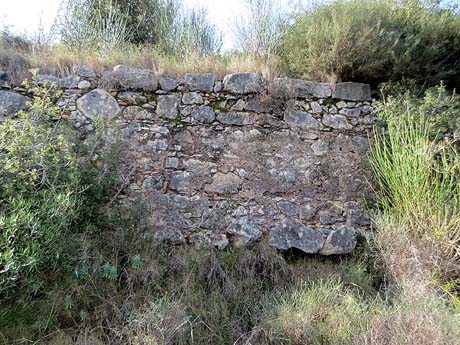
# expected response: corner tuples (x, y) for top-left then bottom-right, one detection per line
(2, 0), (460, 344)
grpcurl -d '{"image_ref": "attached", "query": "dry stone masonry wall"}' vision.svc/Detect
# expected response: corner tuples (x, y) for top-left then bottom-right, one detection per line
(0, 65), (376, 255)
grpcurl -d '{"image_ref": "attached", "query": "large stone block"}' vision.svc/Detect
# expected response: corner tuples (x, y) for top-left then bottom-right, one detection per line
(103, 65), (158, 91)
(183, 73), (216, 92)
(333, 82), (371, 101)
(76, 89), (121, 119)
(223, 73), (261, 94)
(0, 90), (29, 117)
(270, 78), (332, 98)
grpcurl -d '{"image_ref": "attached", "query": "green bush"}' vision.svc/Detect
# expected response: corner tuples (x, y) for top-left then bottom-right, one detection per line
(281, 0), (460, 87)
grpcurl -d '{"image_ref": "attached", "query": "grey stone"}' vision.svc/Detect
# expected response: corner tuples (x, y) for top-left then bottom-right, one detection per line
(59, 75), (80, 88)
(191, 106), (215, 123)
(0, 90), (29, 116)
(192, 231), (229, 249)
(322, 114), (352, 130)
(157, 94), (181, 119)
(269, 218), (325, 253)
(183, 73), (216, 92)
(169, 171), (191, 194)
(165, 157), (180, 169)
(151, 139), (168, 150)
(311, 139), (329, 155)
(117, 91), (147, 105)
(269, 78), (331, 99)
(105, 65), (158, 91)
(226, 217), (262, 246)
(223, 73), (261, 94)
(284, 110), (321, 130)
(123, 106), (154, 119)
(230, 99), (246, 111)
(333, 82), (371, 101)
(36, 74), (59, 86)
(300, 204), (318, 221)
(159, 76), (179, 91)
(310, 101), (323, 113)
(78, 80), (91, 89)
(217, 112), (256, 126)
(205, 172), (241, 194)
(347, 208), (371, 226)
(182, 92), (204, 105)
(76, 89), (121, 119)
(319, 226), (356, 255)
(339, 108), (361, 117)
(73, 65), (96, 78)
(277, 201), (299, 216)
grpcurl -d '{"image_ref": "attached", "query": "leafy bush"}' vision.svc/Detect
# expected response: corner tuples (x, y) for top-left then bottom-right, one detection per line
(281, 0), (460, 86)
(0, 76), (80, 296)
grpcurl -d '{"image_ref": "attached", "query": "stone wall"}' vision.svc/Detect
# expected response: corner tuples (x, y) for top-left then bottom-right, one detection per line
(0, 65), (376, 255)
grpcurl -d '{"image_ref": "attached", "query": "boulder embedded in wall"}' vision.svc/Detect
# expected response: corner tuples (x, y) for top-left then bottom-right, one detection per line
(191, 106), (215, 123)
(226, 217), (262, 246)
(216, 112), (256, 126)
(73, 64), (97, 78)
(332, 82), (371, 101)
(0, 90), (29, 117)
(205, 172), (242, 194)
(157, 94), (181, 119)
(284, 109), (322, 130)
(223, 73), (261, 94)
(103, 65), (158, 91)
(183, 73), (216, 92)
(319, 226), (356, 255)
(269, 78), (331, 99)
(159, 76), (179, 91)
(269, 218), (325, 253)
(76, 89), (121, 119)
(322, 114), (352, 130)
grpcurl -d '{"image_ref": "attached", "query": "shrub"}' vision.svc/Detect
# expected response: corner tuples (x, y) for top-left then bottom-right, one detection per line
(281, 0), (460, 86)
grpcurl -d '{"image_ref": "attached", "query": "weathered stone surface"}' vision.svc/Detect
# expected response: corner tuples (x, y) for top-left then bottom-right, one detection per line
(159, 76), (179, 91)
(223, 73), (261, 94)
(205, 172), (241, 194)
(76, 89), (121, 119)
(105, 65), (158, 91)
(277, 201), (299, 216)
(182, 92), (203, 105)
(311, 139), (329, 155)
(322, 114), (352, 130)
(59, 76), (80, 88)
(191, 106), (215, 123)
(319, 226), (356, 255)
(123, 106), (154, 119)
(165, 157), (180, 169)
(78, 80), (91, 90)
(217, 112), (256, 126)
(157, 94), (181, 119)
(154, 229), (185, 244)
(269, 219), (325, 253)
(333, 82), (371, 101)
(169, 171), (191, 194)
(284, 110), (321, 130)
(192, 231), (229, 249)
(270, 78), (332, 99)
(117, 91), (147, 105)
(73, 65), (97, 78)
(183, 73), (216, 92)
(0, 90), (29, 116)
(226, 217), (262, 246)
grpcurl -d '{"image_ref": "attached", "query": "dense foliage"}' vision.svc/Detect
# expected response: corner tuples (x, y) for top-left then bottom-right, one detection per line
(281, 0), (460, 87)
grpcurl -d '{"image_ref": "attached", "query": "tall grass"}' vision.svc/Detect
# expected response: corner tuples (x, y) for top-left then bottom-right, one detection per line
(369, 85), (460, 294)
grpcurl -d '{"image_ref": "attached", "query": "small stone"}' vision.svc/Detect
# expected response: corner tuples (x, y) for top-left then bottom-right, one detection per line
(226, 217), (262, 246)
(310, 101), (322, 113)
(191, 106), (215, 123)
(123, 106), (154, 119)
(319, 226), (356, 255)
(284, 110), (322, 130)
(276, 201), (299, 216)
(159, 76), (179, 91)
(182, 92), (204, 105)
(78, 80), (91, 89)
(151, 139), (168, 151)
(217, 112), (255, 126)
(169, 171), (191, 193)
(117, 91), (147, 105)
(339, 108), (361, 117)
(322, 114), (352, 130)
(157, 94), (181, 119)
(165, 157), (180, 169)
(205, 172), (241, 194)
(311, 139), (329, 155)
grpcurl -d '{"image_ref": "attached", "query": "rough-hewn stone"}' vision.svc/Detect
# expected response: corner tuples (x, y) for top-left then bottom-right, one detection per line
(223, 73), (262, 94)
(0, 90), (29, 116)
(319, 226), (356, 255)
(333, 82), (371, 101)
(270, 78), (332, 98)
(269, 219), (325, 253)
(76, 89), (121, 119)
(284, 109), (322, 130)
(104, 65), (158, 91)
(183, 73), (216, 92)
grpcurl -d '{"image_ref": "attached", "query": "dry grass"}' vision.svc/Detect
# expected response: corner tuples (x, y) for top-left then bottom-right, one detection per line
(0, 44), (284, 83)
